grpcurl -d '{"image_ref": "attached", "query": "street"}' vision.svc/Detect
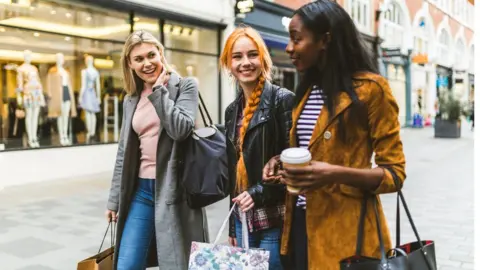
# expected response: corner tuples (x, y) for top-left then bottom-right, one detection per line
(0, 124), (474, 270)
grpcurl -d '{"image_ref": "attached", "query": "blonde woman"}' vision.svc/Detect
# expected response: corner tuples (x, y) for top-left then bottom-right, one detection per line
(105, 30), (207, 270)
(221, 25), (295, 269)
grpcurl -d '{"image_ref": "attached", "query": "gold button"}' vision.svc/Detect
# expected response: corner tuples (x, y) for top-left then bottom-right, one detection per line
(324, 131), (332, 140)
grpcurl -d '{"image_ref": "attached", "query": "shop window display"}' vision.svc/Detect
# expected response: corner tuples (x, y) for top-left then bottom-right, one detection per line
(0, 1), (222, 151)
(0, 26), (124, 150)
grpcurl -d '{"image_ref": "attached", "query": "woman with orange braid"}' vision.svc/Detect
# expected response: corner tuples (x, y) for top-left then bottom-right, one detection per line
(220, 25), (295, 270)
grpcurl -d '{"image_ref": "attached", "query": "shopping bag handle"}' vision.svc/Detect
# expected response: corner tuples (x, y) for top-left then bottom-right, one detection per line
(98, 221), (116, 253)
(213, 203), (249, 250)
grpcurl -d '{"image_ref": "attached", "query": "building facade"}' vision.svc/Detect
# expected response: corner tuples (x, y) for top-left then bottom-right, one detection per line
(0, 0), (235, 187)
(272, 0), (474, 126)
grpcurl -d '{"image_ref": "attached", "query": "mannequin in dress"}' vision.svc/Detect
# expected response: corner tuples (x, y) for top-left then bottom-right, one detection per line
(47, 53), (77, 146)
(16, 50), (46, 148)
(79, 55), (101, 142)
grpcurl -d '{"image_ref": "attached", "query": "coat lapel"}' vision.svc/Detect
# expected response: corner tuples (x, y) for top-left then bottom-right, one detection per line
(157, 72), (180, 137)
(290, 88), (352, 148)
(308, 92), (352, 148)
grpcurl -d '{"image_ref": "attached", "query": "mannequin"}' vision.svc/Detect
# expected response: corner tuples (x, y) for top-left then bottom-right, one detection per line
(47, 53), (77, 146)
(16, 50), (46, 148)
(79, 55), (101, 142)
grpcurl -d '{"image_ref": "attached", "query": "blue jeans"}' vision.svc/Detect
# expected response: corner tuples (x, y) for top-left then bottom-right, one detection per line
(235, 218), (283, 270)
(117, 179), (155, 270)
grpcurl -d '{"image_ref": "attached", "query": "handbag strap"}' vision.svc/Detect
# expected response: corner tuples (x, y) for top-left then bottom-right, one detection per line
(174, 77), (212, 127)
(198, 91), (213, 127)
(385, 167), (434, 270)
(384, 167), (424, 247)
(213, 203), (249, 250)
(355, 195), (387, 264)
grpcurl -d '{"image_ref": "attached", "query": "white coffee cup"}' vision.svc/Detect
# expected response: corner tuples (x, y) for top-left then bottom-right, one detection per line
(280, 148), (312, 194)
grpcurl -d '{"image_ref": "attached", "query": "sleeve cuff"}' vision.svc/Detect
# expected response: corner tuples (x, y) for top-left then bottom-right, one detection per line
(107, 201), (119, 212)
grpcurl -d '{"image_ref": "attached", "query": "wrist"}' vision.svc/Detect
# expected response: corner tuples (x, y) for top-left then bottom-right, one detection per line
(326, 164), (347, 184)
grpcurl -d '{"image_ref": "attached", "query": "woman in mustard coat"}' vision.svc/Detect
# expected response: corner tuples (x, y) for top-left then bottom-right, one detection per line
(262, 1), (406, 269)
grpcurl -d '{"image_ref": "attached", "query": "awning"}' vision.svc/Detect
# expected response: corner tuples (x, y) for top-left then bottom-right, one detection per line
(259, 31), (289, 50)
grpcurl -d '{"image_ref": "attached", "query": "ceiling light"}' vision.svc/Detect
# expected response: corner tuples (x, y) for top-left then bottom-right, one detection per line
(33, 32), (40, 37)
(172, 26), (181, 36)
(51, 10), (56, 15)
(65, 36), (71, 41)
(86, 16), (92, 21)
(133, 17), (140, 22)
(66, 13), (71, 18)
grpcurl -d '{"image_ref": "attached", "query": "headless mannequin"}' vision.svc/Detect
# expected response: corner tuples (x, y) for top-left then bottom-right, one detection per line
(17, 50), (43, 148)
(56, 53), (72, 146)
(79, 55), (101, 142)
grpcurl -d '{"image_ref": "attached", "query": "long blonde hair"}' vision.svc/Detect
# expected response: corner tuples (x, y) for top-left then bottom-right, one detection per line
(121, 30), (174, 96)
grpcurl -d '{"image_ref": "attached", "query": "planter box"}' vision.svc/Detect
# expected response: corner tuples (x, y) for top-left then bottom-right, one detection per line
(434, 119), (461, 138)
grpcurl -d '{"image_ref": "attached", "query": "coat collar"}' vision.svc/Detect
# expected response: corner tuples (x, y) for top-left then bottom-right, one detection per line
(291, 87), (352, 148)
(226, 81), (276, 144)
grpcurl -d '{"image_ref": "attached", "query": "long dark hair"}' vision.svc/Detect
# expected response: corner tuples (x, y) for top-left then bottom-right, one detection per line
(294, 0), (378, 142)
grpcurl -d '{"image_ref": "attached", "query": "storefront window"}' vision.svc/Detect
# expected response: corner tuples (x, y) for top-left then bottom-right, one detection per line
(0, 0), (130, 42)
(165, 50), (220, 124)
(133, 16), (160, 36)
(163, 21), (217, 55)
(0, 1), (222, 151)
(163, 21), (220, 123)
(0, 1), (125, 151)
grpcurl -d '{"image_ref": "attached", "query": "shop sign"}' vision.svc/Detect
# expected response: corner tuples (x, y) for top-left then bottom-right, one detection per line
(412, 54), (428, 64)
(235, 0), (255, 16)
(381, 48), (403, 57)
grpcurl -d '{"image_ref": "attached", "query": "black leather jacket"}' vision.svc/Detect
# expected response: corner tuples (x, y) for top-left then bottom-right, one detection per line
(224, 81), (295, 237)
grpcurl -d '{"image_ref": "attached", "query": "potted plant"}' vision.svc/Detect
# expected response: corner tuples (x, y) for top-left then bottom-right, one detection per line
(434, 89), (469, 138)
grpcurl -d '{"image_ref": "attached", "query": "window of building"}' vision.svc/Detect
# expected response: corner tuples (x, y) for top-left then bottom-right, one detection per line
(469, 45), (474, 72)
(382, 2), (404, 49)
(455, 40), (465, 68)
(414, 18), (428, 55)
(346, 0), (370, 33)
(0, 1), (221, 151)
(162, 21), (219, 124)
(437, 29), (450, 64)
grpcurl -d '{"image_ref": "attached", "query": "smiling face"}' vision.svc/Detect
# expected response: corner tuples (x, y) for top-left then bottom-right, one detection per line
(286, 14), (326, 72)
(230, 36), (262, 87)
(128, 43), (163, 86)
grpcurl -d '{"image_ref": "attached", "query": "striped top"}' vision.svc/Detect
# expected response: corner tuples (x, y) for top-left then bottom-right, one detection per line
(296, 86), (326, 209)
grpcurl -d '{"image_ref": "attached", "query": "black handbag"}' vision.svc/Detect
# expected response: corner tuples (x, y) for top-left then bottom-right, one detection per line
(340, 168), (437, 270)
(178, 91), (229, 209)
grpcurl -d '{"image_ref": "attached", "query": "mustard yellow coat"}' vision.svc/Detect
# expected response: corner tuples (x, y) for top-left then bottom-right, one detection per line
(280, 72), (406, 269)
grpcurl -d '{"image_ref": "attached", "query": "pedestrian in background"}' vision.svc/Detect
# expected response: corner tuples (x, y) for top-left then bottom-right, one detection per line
(220, 25), (295, 270)
(262, 1), (407, 269)
(105, 30), (208, 270)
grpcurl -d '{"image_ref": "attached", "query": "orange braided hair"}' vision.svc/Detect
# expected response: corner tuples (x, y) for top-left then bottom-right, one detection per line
(235, 76), (266, 193)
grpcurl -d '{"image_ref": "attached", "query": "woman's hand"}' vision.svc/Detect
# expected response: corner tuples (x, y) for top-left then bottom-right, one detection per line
(232, 191), (254, 212)
(280, 161), (337, 194)
(105, 209), (117, 223)
(153, 67), (169, 88)
(228, 237), (237, 247)
(262, 155), (282, 183)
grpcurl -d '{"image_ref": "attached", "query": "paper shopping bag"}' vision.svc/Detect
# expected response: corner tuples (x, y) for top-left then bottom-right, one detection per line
(188, 203), (270, 269)
(77, 246), (114, 270)
(77, 222), (115, 270)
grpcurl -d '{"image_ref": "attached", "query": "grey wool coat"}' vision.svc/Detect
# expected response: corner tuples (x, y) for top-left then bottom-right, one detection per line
(107, 72), (209, 269)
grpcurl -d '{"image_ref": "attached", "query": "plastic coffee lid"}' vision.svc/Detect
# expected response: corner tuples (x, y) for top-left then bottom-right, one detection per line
(280, 148), (312, 164)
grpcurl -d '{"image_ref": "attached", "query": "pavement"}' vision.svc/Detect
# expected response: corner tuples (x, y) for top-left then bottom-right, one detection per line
(0, 123), (474, 270)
